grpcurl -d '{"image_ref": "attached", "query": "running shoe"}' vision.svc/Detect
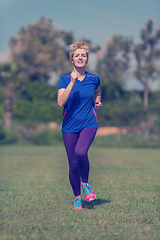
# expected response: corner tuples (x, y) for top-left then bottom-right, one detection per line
(73, 196), (83, 209)
(82, 183), (96, 201)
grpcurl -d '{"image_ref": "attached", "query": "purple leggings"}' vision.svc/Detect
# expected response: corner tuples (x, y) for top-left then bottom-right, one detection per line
(63, 127), (97, 196)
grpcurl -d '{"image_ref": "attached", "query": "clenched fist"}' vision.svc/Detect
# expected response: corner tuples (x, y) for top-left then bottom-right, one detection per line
(71, 71), (78, 84)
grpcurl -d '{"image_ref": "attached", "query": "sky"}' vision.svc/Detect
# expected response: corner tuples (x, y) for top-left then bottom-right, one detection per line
(0, 0), (160, 56)
(0, 0), (160, 90)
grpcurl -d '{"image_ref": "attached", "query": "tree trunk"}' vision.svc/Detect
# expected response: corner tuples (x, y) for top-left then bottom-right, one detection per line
(144, 82), (149, 109)
(5, 83), (13, 128)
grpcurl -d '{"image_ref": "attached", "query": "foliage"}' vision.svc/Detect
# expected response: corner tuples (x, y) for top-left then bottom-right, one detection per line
(59, 30), (74, 46)
(98, 87), (160, 128)
(0, 86), (5, 121)
(13, 100), (62, 123)
(0, 63), (17, 85)
(0, 63), (18, 128)
(21, 81), (57, 102)
(94, 132), (160, 148)
(26, 128), (63, 145)
(1, 17), (160, 134)
(0, 125), (18, 144)
(0, 125), (5, 140)
(9, 16), (72, 95)
(101, 82), (125, 101)
(1, 80), (159, 131)
(0, 146), (160, 239)
(0, 78), (159, 131)
(79, 37), (101, 52)
(11, 81), (62, 124)
(97, 99), (147, 127)
(96, 35), (133, 84)
(134, 19), (160, 108)
(0, 85), (6, 101)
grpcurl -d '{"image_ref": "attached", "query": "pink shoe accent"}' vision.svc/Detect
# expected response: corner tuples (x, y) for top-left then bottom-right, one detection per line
(73, 206), (83, 209)
(73, 196), (83, 209)
(82, 183), (96, 201)
(85, 192), (96, 201)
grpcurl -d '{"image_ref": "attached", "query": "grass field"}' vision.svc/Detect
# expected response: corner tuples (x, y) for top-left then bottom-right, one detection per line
(0, 145), (160, 240)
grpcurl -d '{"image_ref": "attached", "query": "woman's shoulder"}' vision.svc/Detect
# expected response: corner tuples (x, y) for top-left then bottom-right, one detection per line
(58, 72), (71, 89)
(85, 72), (100, 81)
(60, 72), (71, 78)
(86, 72), (99, 78)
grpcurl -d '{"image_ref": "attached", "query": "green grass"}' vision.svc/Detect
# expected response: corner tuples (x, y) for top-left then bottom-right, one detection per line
(0, 145), (160, 240)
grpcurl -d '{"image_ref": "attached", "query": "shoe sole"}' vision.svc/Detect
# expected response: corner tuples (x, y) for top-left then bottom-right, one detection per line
(73, 207), (83, 209)
(87, 195), (96, 201)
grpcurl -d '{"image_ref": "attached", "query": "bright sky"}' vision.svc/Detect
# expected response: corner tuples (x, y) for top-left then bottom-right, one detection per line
(0, 0), (160, 54)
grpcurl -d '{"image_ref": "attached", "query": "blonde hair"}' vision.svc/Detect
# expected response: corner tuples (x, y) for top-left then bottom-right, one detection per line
(69, 41), (90, 62)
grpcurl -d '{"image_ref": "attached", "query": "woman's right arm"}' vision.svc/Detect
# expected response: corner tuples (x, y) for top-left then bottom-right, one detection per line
(57, 82), (74, 108)
(57, 73), (77, 108)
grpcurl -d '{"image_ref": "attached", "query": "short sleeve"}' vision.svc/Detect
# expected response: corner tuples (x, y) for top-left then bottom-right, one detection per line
(58, 75), (68, 90)
(95, 75), (100, 89)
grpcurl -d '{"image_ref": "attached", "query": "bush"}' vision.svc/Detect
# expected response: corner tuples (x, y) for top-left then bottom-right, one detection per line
(93, 132), (160, 148)
(21, 82), (57, 102)
(101, 82), (125, 101)
(97, 100), (147, 127)
(0, 125), (5, 140)
(0, 86), (6, 103)
(0, 86), (5, 120)
(13, 100), (63, 123)
(26, 128), (63, 145)
(0, 125), (18, 145)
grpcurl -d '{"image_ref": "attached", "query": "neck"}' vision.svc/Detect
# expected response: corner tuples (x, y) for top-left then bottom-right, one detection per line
(73, 66), (86, 77)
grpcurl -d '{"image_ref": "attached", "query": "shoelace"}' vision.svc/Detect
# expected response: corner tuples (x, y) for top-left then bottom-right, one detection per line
(83, 184), (92, 194)
(74, 197), (81, 207)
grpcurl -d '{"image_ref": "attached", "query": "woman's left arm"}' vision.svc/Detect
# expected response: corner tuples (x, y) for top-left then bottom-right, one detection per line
(94, 86), (102, 110)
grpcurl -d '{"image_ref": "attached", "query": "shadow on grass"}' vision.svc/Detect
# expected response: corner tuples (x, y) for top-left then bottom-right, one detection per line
(82, 198), (111, 209)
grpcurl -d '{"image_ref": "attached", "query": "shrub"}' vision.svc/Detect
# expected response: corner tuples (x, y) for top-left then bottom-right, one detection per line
(93, 132), (160, 148)
(0, 86), (5, 120)
(13, 100), (62, 123)
(21, 81), (57, 101)
(26, 128), (63, 145)
(0, 86), (5, 103)
(0, 125), (5, 140)
(0, 125), (18, 144)
(97, 100), (147, 127)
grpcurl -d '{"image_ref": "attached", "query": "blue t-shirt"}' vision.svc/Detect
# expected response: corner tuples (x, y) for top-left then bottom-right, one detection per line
(58, 72), (100, 133)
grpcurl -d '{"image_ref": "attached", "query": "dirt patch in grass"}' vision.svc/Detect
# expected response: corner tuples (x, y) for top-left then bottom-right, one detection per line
(96, 126), (142, 136)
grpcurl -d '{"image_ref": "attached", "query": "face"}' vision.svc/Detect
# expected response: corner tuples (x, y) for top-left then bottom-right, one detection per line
(72, 48), (88, 68)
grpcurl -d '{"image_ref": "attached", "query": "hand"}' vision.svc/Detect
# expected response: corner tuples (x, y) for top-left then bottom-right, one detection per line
(95, 99), (102, 110)
(71, 70), (78, 84)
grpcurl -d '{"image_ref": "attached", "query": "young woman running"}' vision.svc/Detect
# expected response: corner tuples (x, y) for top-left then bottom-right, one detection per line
(57, 41), (102, 209)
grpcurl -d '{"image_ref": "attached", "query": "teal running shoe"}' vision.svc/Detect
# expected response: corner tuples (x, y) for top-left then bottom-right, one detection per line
(73, 196), (83, 209)
(82, 183), (96, 201)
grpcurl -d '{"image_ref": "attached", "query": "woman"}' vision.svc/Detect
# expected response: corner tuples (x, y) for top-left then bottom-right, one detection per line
(57, 41), (102, 209)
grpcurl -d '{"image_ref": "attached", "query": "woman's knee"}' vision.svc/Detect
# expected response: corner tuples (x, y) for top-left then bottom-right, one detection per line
(75, 148), (87, 161)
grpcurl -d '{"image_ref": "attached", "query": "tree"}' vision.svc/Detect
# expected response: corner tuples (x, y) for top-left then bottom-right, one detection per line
(0, 63), (17, 128)
(9, 16), (72, 95)
(134, 19), (160, 109)
(0, 16), (74, 127)
(79, 37), (101, 53)
(96, 35), (133, 84)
